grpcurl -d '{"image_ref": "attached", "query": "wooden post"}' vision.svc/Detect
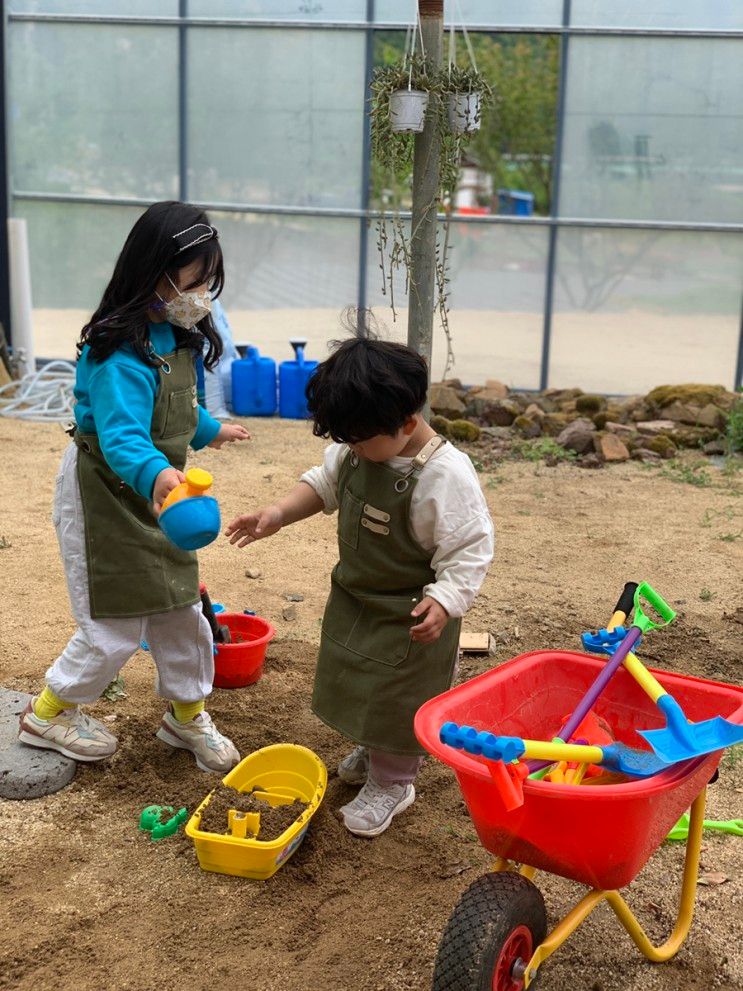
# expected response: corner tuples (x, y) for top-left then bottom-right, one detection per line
(407, 0), (444, 414)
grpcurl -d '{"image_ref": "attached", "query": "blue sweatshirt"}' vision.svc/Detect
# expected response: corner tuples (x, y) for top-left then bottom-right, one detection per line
(74, 322), (221, 500)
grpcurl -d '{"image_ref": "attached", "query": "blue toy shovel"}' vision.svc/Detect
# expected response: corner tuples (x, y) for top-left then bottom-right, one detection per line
(440, 723), (669, 778)
(584, 583), (743, 765)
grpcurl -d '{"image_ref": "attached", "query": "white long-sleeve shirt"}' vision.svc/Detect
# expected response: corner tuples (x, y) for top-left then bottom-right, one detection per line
(301, 443), (494, 619)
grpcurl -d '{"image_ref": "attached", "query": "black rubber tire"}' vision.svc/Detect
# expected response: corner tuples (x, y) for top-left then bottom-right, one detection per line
(432, 871), (548, 991)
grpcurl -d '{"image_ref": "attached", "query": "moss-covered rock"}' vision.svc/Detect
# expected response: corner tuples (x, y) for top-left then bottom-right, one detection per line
(542, 412), (569, 436)
(645, 384), (730, 411)
(576, 394), (606, 415)
(513, 415), (542, 438)
(667, 425), (720, 449)
(430, 414), (452, 439)
(449, 419), (481, 442)
(646, 434), (677, 458)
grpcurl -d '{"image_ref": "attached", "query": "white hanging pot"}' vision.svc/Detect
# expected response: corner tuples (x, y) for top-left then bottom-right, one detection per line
(389, 89), (429, 133)
(448, 91), (482, 134)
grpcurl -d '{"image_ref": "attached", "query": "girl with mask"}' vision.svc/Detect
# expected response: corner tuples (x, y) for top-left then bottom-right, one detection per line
(18, 201), (249, 773)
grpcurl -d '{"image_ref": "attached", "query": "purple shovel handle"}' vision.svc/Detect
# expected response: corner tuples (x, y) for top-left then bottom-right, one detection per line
(527, 625), (643, 772)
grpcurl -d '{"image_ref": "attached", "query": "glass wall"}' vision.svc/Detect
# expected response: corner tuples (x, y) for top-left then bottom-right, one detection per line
(6, 0), (743, 391)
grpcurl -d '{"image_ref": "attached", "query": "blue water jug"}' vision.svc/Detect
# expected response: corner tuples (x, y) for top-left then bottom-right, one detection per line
(279, 339), (319, 420)
(231, 345), (277, 417)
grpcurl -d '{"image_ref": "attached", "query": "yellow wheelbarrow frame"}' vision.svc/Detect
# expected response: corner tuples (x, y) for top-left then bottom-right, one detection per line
(492, 787), (706, 987)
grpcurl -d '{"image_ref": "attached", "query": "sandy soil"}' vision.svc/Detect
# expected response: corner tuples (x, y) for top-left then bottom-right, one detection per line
(0, 416), (741, 991)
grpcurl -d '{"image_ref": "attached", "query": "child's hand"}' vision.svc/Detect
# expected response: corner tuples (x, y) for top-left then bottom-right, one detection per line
(152, 467), (186, 514)
(410, 597), (449, 644)
(225, 506), (283, 547)
(209, 423), (251, 449)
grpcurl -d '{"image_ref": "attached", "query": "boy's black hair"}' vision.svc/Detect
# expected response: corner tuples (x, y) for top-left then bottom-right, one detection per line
(306, 310), (429, 443)
(79, 201), (224, 370)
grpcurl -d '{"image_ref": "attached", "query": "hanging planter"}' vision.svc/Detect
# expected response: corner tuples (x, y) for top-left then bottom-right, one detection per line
(443, 65), (491, 135)
(390, 88), (429, 133)
(448, 91), (482, 134)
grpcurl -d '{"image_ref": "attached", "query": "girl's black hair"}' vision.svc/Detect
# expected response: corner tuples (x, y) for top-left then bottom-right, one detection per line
(306, 309), (429, 443)
(79, 201), (224, 370)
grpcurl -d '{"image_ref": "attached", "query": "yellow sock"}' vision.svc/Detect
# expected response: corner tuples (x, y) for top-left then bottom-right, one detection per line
(33, 686), (69, 721)
(171, 699), (205, 723)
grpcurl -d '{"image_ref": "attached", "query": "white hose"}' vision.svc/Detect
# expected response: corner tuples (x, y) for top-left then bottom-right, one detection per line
(0, 360), (76, 423)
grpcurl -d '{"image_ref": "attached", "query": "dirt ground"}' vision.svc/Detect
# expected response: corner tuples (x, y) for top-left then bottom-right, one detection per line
(0, 416), (741, 991)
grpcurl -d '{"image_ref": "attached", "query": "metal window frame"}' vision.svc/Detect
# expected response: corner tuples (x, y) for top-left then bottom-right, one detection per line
(4, 7), (743, 389)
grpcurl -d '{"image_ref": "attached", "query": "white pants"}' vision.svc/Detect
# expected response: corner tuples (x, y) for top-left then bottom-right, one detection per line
(46, 445), (214, 705)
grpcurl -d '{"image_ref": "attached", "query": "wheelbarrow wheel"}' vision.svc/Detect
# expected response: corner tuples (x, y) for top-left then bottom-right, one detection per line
(432, 871), (547, 991)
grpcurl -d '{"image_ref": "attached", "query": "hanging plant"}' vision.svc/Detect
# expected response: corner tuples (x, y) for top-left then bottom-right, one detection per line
(443, 63), (493, 135)
(369, 31), (494, 377)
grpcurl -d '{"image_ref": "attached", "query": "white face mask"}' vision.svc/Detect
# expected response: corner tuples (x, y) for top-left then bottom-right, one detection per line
(157, 274), (212, 329)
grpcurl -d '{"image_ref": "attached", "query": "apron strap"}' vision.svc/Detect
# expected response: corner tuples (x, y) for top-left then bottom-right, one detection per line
(410, 435), (446, 473)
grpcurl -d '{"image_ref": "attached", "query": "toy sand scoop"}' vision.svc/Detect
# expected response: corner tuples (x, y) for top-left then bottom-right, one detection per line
(588, 582), (743, 765)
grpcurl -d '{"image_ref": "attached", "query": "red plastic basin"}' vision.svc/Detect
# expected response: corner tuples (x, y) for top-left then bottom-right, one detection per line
(415, 650), (743, 890)
(213, 613), (275, 689)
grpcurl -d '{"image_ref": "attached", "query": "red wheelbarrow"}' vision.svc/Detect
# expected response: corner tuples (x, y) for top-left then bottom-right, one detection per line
(415, 649), (743, 990)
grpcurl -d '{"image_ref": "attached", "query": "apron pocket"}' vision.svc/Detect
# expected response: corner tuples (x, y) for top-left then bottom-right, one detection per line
(338, 490), (363, 550)
(161, 386), (197, 440)
(348, 593), (418, 668)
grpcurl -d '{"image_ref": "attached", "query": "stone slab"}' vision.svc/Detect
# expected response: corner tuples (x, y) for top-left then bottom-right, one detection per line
(0, 689), (76, 800)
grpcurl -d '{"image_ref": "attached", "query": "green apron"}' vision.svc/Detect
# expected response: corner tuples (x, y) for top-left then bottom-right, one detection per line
(312, 438), (461, 756)
(73, 345), (200, 619)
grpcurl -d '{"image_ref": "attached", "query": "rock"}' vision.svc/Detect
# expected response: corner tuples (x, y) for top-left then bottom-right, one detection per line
(438, 377), (464, 392)
(480, 380), (510, 399)
(524, 403), (545, 420)
(576, 394), (606, 415)
(636, 420), (677, 435)
(284, 593), (305, 602)
(481, 426), (513, 441)
(0, 689), (76, 799)
(430, 414), (452, 439)
(513, 415), (542, 438)
(541, 412), (569, 437)
(430, 384), (466, 419)
(449, 419), (481, 442)
(668, 425), (719, 449)
(646, 435), (677, 458)
(662, 401), (703, 425)
(543, 387), (584, 402)
(579, 453), (604, 469)
(282, 605), (297, 622)
(245, 568), (263, 579)
(507, 392), (532, 412)
(645, 383), (730, 411)
(703, 439), (726, 455)
(467, 398), (520, 426)
(632, 448), (662, 462)
(598, 433), (630, 462)
(592, 413), (608, 430)
(556, 418), (596, 454)
(696, 404), (727, 430)
(606, 421), (636, 438)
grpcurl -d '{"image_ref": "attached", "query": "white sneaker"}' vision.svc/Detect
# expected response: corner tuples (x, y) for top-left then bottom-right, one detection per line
(156, 709), (240, 774)
(337, 745), (369, 785)
(340, 778), (416, 837)
(18, 700), (118, 762)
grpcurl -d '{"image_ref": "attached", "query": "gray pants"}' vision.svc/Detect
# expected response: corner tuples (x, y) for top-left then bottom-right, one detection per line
(369, 750), (424, 787)
(46, 444), (214, 705)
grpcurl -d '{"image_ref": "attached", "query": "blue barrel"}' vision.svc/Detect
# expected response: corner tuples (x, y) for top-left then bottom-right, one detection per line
(231, 345), (277, 417)
(279, 339), (318, 420)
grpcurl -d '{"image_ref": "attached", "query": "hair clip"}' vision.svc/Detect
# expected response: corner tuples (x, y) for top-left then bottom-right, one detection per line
(173, 223), (218, 254)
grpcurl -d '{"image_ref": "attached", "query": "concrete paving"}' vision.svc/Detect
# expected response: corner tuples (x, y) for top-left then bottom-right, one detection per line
(0, 689), (76, 800)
